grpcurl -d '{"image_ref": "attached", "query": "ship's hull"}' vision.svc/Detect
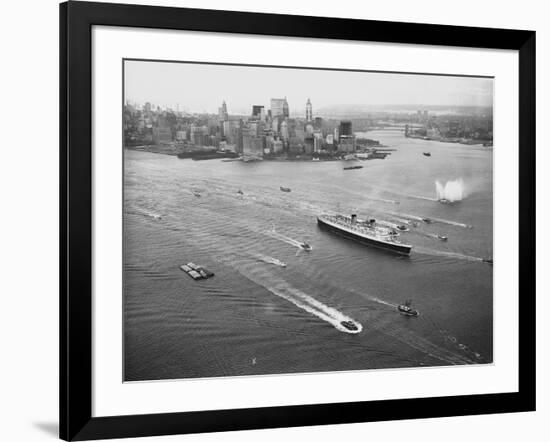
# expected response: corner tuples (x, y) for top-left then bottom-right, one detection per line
(317, 217), (412, 255)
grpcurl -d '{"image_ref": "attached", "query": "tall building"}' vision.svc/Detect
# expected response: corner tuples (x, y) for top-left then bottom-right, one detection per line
(280, 119), (289, 141)
(303, 137), (314, 154)
(338, 120), (354, 153)
(252, 105), (265, 120)
(218, 101), (228, 122)
(306, 98), (313, 122)
(230, 120), (244, 153)
(314, 117), (323, 129)
(242, 128), (264, 157)
(222, 120), (231, 141)
(313, 132), (323, 153)
(271, 98), (286, 118)
(283, 98), (289, 118)
(339, 120), (352, 137)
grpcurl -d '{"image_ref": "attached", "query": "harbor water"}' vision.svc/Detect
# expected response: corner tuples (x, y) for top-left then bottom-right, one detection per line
(124, 130), (493, 381)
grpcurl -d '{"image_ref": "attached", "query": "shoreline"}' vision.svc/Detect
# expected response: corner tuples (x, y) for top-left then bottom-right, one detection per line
(125, 144), (391, 162)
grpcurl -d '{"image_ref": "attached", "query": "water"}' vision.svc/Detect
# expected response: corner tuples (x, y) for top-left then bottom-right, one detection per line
(124, 130), (493, 381)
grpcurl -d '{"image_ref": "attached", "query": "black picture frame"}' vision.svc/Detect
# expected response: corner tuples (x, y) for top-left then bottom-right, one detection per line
(60, 1), (536, 440)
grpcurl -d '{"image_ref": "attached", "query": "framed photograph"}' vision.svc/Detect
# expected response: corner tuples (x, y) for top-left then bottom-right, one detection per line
(60, 1), (535, 440)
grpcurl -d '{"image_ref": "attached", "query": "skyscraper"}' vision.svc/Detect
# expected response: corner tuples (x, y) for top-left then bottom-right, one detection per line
(270, 98), (286, 118)
(252, 105), (264, 120)
(339, 120), (352, 137)
(218, 100), (228, 122)
(280, 120), (289, 141)
(306, 98), (313, 122)
(338, 120), (355, 153)
(283, 98), (289, 118)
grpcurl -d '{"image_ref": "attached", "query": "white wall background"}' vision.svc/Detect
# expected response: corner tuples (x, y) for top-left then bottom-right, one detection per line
(0, 0), (546, 441)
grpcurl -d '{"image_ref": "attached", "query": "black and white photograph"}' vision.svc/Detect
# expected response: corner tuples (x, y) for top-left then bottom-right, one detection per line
(123, 59), (494, 382)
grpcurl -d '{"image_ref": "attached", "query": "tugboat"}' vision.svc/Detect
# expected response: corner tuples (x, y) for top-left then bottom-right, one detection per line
(280, 186), (291, 192)
(423, 152), (431, 157)
(340, 321), (359, 332)
(397, 300), (419, 317)
(437, 234), (448, 241)
(237, 189), (244, 195)
(300, 242), (312, 252)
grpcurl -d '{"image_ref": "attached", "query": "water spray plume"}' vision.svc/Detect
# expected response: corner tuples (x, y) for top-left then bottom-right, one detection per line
(435, 179), (465, 202)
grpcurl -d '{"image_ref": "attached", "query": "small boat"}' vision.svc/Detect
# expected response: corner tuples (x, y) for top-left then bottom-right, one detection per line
(273, 259), (287, 268)
(237, 189), (244, 195)
(300, 242), (312, 252)
(280, 186), (291, 192)
(423, 152), (431, 157)
(398, 299), (419, 317)
(343, 165), (363, 170)
(483, 258), (493, 265)
(422, 217), (433, 224)
(340, 321), (359, 332)
(396, 224), (408, 231)
(437, 234), (448, 241)
(193, 191), (201, 198)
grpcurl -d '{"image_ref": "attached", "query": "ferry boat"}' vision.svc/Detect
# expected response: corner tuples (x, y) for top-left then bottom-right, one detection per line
(317, 214), (412, 255)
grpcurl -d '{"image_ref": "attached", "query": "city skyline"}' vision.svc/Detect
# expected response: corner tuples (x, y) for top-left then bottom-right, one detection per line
(124, 60), (494, 115)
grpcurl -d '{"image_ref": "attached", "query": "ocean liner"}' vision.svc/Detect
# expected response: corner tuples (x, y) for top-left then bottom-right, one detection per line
(317, 214), (412, 255)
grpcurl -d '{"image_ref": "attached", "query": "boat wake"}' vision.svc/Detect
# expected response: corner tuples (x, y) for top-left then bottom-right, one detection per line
(365, 184), (435, 203)
(416, 231), (448, 241)
(424, 216), (473, 229)
(414, 246), (483, 263)
(127, 207), (162, 220)
(266, 230), (311, 251)
(252, 253), (287, 268)
(241, 268), (362, 334)
(387, 211), (472, 229)
(404, 194), (438, 202)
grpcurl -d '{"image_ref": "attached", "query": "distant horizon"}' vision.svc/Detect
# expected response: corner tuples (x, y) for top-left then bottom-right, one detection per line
(124, 60), (494, 115)
(126, 101), (493, 117)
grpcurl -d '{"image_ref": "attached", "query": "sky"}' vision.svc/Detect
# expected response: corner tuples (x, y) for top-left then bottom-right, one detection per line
(124, 60), (494, 115)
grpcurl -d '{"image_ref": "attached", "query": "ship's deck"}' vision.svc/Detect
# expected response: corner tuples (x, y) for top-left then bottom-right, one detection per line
(321, 215), (397, 240)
